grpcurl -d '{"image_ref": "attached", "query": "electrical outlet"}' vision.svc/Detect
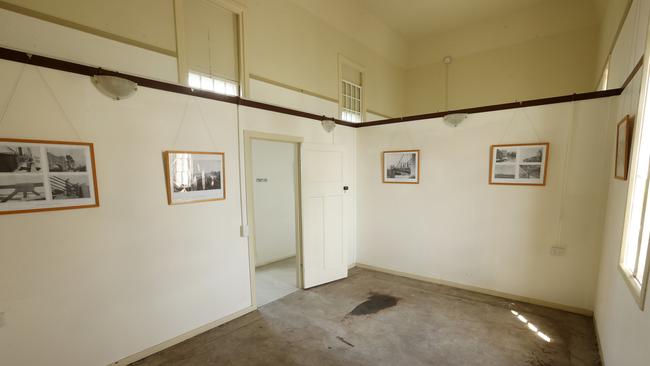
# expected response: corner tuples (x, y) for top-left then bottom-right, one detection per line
(0, 312), (5, 327)
(550, 247), (566, 256)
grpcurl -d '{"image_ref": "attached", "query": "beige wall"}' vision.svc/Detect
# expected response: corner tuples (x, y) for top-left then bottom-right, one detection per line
(0, 0), (177, 54)
(594, 1), (650, 365)
(357, 98), (612, 313)
(595, 0), (633, 82)
(0, 0), (407, 117)
(0, 9), (359, 366)
(241, 0), (406, 118)
(1, 0), (624, 118)
(405, 26), (600, 114)
(403, 0), (601, 114)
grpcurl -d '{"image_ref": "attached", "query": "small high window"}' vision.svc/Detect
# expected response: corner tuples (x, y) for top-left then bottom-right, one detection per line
(339, 56), (365, 123)
(188, 71), (238, 96)
(176, 0), (245, 96)
(341, 80), (362, 123)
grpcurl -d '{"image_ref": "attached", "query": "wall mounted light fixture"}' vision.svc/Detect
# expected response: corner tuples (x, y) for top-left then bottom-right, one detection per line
(321, 117), (336, 133)
(92, 75), (138, 100)
(443, 113), (468, 127)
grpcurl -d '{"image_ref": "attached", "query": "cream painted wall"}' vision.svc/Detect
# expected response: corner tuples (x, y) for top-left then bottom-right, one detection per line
(251, 139), (297, 266)
(404, 0), (601, 114)
(285, 0), (408, 67)
(594, 1), (650, 365)
(0, 10), (358, 366)
(407, 0), (600, 69)
(241, 0), (405, 118)
(0, 0), (406, 117)
(405, 26), (600, 114)
(357, 98), (612, 312)
(0, 0), (177, 53)
(0, 8), (178, 82)
(595, 0), (633, 82)
(0, 61), (251, 366)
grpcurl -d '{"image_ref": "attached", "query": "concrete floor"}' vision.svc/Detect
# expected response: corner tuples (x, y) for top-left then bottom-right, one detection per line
(132, 268), (601, 366)
(255, 257), (298, 306)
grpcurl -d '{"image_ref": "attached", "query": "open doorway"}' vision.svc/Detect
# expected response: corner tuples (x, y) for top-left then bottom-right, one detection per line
(244, 131), (303, 307)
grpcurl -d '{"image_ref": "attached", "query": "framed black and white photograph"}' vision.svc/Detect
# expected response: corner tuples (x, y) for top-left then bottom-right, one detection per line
(489, 143), (549, 186)
(163, 151), (225, 205)
(382, 150), (420, 184)
(615, 115), (633, 180)
(0, 138), (99, 215)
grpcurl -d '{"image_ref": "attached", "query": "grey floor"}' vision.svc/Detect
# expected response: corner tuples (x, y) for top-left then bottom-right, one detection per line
(255, 257), (298, 306)
(132, 268), (601, 366)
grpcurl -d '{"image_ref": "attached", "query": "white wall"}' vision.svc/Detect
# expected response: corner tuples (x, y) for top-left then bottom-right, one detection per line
(0, 61), (251, 366)
(252, 139), (297, 266)
(357, 98), (612, 312)
(0, 8), (178, 82)
(594, 1), (650, 365)
(0, 10), (357, 366)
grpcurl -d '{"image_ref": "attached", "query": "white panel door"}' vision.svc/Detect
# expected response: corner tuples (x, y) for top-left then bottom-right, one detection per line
(301, 143), (347, 288)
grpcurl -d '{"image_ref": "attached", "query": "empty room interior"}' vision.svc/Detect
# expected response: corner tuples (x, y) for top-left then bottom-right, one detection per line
(2, 0), (650, 365)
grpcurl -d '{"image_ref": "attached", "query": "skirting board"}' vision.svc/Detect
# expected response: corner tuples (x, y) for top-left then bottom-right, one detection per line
(355, 263), (593, 316)
(108, 305), (256, 366)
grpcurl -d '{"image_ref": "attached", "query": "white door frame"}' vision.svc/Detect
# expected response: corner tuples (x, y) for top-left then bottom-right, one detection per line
(243, 130), (304, 307)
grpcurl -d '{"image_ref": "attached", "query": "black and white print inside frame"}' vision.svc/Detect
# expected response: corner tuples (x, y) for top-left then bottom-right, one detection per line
(0, 138), (99, 214)
(489, 143), (549, 186)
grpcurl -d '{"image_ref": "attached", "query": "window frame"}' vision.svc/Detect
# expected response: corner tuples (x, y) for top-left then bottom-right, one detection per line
(338, 54), (366, 123)
(174, 0), (248, 97)
(619, 51), (650, 310)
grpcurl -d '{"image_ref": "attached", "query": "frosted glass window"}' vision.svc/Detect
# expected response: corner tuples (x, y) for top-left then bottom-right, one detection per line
(620, 88), (650, 308)
(188, 71), (238, 96)
(340, 80), (362, 123)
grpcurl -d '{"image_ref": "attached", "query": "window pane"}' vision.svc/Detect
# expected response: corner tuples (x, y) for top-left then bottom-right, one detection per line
(225, 82), (238, 96)
(188, 72), (201, 88)
(200, 75), (214, 91)
(625, 176), (646, 270)
(214, 79), (226, 94)
(637, 237), (649, 281)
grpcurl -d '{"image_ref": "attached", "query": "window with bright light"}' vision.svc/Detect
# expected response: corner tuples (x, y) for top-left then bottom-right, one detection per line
(188, 71), (238, 96)
(339, 56), (365, 123)
(177, 0), (243, 96)
(341, 80), (362, 123)
(620, 89), (650, 309)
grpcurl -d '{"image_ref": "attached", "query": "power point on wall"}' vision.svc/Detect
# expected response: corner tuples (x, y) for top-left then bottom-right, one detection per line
(0, 312), (5, 327)
(550, 246), (566, 256)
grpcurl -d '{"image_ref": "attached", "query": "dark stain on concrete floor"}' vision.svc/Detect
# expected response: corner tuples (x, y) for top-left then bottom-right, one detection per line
(348, 293), (398, 316)
(131, 268), (601, 366)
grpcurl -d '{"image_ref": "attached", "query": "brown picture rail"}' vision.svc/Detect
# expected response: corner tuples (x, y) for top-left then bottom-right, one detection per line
(0, 46), (640, 129)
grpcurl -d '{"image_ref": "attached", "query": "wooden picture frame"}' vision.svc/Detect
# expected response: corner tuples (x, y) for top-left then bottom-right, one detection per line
(615, 115), (634, 180)
(0, 138), (99, 215)
(163, 150), (225, 205)
(382, 150), (420, 184)
(489, 143), (549, 186)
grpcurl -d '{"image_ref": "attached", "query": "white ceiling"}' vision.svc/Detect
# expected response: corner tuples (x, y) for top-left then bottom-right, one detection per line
(357, 0), (564, 40)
